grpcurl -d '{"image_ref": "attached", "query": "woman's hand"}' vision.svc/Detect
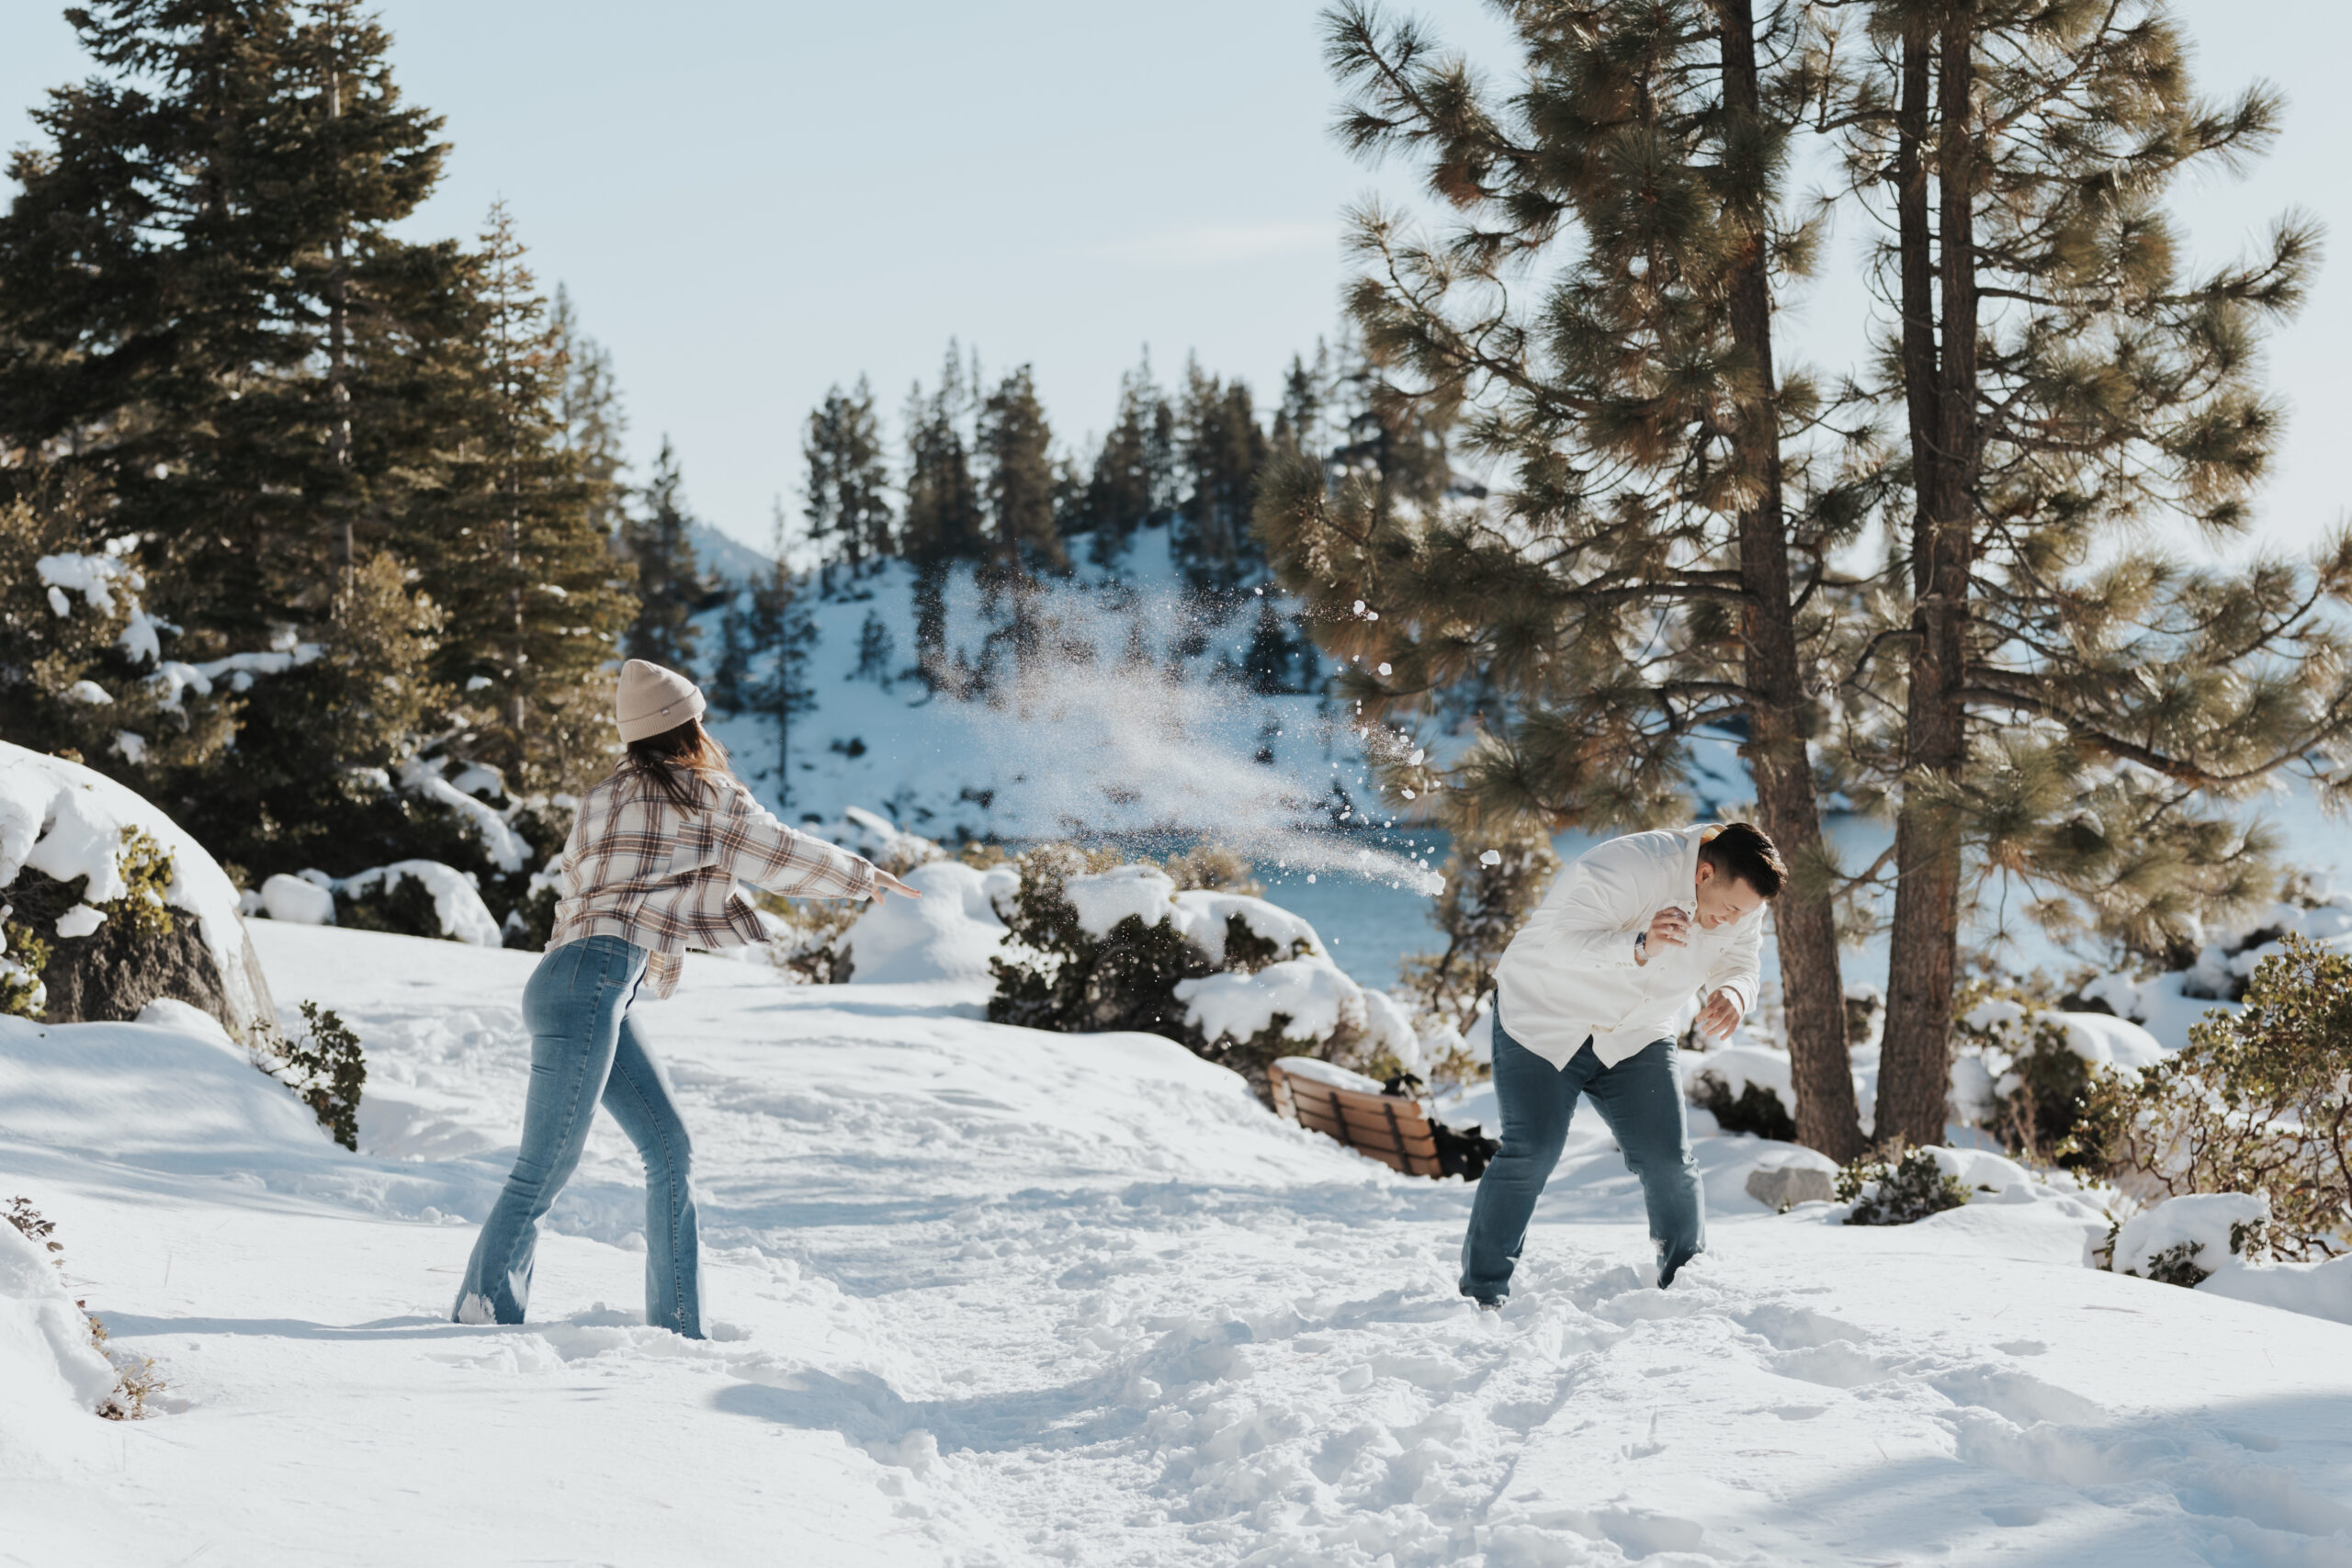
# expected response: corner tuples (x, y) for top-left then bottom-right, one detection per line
(874, 870), (922, 901)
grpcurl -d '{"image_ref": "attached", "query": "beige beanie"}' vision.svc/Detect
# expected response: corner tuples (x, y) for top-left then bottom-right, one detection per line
(616, 659), (707, 743)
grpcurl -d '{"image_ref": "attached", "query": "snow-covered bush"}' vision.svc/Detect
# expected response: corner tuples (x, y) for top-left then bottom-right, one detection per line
(2078, 933), (2351, 1259)
(1837, 1146), (1972, 1226)
(985, 845), (1396, 1099)
(2109, 1192), (2272, 1286)
(242, 860), (504, 948)
(4, 1197), (165, 1420)
(1690, 1069), (1797, 1141)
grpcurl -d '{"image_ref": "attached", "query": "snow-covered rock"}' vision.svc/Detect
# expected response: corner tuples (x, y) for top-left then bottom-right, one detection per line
(259, 873), (336, 927)
(0, 740), (276, 1044)
(840, 858), (1016, 984)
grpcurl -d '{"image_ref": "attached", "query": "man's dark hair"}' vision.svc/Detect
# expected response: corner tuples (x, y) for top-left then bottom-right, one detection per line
(1700, 822), (1787, 898)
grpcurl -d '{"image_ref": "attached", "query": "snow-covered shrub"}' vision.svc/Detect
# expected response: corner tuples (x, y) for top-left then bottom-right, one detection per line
(4, 1197), (165, 1420)
(1838, 1147), (1971, 1225)
(0, 497), (232, 777)
(2078, 933), (2352, 1259)
(2109, 1192), (2273, 1287)
(985, 845), (1382, 1099)
(254, 1001), (367, 1152)
(1952, 983), (2096, 1168)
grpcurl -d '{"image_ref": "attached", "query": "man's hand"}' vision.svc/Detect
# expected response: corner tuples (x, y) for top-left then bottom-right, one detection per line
(874, 870), (922, 901)
(1695, 987), (1742, 1041)
(1636, 905), (1690, 965)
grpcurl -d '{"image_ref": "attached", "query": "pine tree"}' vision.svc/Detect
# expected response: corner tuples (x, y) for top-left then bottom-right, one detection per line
(0, 0), (456, 649)
(752, 499), (816, 807)
(801, 377), (894, 591)
(979, 367), (1059, 574)
(551, 283), (629, 540)
(617, 438), (707, 671)
(1077, 352), (1170, 564)
(1271, 344), (1330, 460)
(421, 202), (634, 794)
(1174, 358), (1268, 592)
(900, 344), (986, 569)
(1830, 0), (2352, 1146)
(1263, 0), (1874, 1155)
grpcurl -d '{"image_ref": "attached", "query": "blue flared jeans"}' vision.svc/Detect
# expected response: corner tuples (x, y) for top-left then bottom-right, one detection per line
(1460, 1008), (1704, 1303)
(454, 935), (704, 1337)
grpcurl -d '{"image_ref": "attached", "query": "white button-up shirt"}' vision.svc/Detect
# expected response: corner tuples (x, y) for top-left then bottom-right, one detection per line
(1495, 826), (1764, 1069)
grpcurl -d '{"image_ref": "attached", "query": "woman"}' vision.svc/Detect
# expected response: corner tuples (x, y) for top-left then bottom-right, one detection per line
(454, 659), (916, 1338)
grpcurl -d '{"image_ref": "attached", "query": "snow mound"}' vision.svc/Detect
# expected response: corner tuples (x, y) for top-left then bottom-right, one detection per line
(2201, 1254), (2352, 1325)
(841, 859), (1017, 984)
(0, 1213), (119, 1474)
(0, 739), (274, 1043)
(2114, 1191), (2271, 1279)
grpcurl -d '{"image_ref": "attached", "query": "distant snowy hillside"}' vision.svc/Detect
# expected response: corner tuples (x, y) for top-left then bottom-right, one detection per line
(695, 524), (1443, 891)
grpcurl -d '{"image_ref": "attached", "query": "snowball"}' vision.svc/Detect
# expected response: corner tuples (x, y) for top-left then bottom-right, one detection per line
(1377, 663), (1392, 676)
(259, 874), (336, 927)
(45, 586), (70, 618)
(1479, 850), (1502, 866)
(112, 731), (147, 765)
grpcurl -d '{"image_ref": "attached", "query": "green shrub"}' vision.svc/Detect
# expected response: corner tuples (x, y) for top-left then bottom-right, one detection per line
(1838, 1147), (1972, 1226)
(260, 1001), (367, 1151)
(331, 869), (443, 941)
(1, 917), (50, 1019)
(2077, 932), (2352, 1260)
(1691, 1071), (1797, 1142)
(1952, 982), (2097, 1169)
(987, 845), (1216, 1039)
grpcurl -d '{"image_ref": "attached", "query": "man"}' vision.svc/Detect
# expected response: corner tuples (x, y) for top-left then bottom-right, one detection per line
(1461, 821), (1784, 1308)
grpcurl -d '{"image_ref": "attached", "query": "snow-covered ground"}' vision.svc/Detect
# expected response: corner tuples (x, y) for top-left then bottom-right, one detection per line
(6, 921), (2351, 1566)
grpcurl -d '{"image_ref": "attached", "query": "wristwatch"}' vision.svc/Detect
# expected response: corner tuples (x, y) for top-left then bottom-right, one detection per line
(1634, 931), (1648, 963)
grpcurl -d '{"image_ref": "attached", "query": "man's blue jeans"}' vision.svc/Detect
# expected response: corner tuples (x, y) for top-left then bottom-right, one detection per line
(454, 934), (704, 1338)
(1460, 1008), (1704, 1303)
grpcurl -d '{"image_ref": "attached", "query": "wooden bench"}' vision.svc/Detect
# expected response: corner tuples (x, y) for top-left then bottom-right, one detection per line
(1267, 1059), (1443, 1178)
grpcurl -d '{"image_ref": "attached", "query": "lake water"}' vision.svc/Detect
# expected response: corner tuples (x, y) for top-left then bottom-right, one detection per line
(1254, 778), (2352, 1002)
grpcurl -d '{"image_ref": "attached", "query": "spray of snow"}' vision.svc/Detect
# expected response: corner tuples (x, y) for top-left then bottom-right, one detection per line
(961, 611), (1445, 896)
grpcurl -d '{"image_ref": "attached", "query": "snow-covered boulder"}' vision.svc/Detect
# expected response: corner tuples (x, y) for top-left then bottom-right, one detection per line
(840, 859), (1018, 984)
(0, 740), (276, 1045)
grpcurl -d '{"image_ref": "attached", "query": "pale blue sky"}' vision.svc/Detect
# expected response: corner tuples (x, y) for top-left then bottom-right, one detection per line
(3, 1), (2344, 560)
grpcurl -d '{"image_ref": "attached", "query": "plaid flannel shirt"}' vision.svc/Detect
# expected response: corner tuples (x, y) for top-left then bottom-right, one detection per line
(549, 765), (877, 998)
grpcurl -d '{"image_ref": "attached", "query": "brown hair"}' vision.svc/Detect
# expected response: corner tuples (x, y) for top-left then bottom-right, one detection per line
(618, 718), (731, 811)
(1698, 821), (1786, 898)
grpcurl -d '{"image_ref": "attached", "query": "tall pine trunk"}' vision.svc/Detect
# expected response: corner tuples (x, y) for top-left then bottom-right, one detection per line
(1879, 7), (1980, 1149)
(1719, 0), (1865, 1159)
